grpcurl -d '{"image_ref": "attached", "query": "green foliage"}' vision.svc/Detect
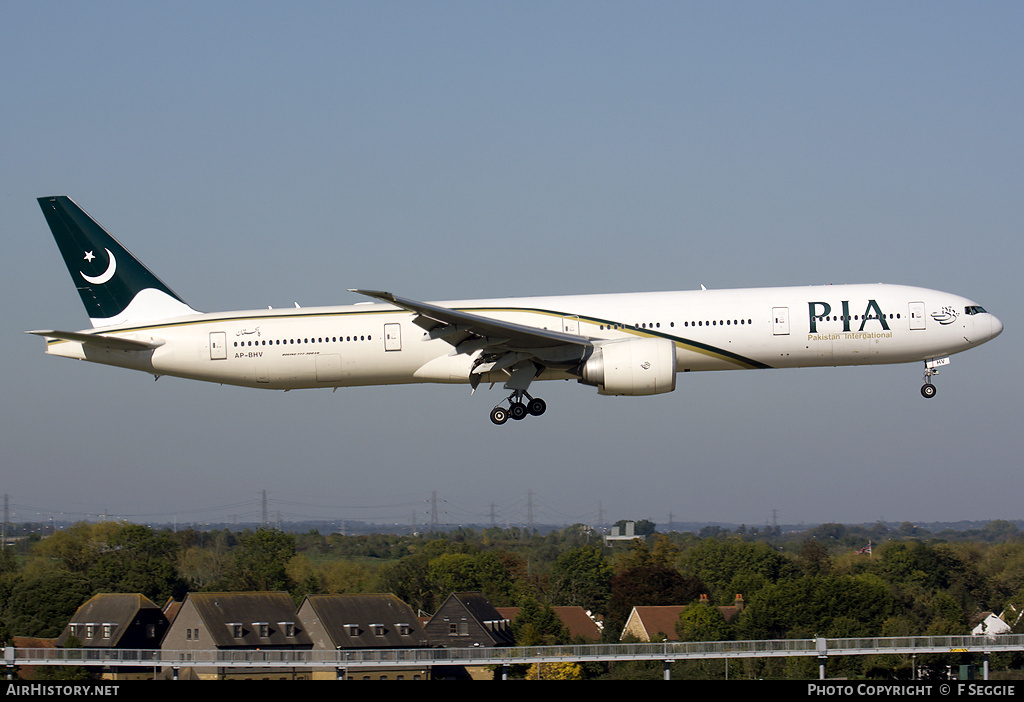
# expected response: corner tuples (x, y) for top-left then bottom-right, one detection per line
(675, 600), (731, 641)
(548, 545), (613, 613)
(512, 598), (570, 645)
(606, 539), (705, 633)
(6, 518), (1024, 680)
(224, 527), (296, 591)
(89, 524), (187, 602)
(5, 571), (92, 638)
(678, 538), (796, 603)
(737, 573), (895, 640)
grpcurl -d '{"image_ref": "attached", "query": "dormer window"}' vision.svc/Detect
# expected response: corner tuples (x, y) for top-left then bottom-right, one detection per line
(345, 624), (361, 636)
(372, 624), (386, 636)
(230, 623), (244, 638)
(398, 624), (411, 636)
(256, 622), (270, 638)
(280, 622), (295, 637)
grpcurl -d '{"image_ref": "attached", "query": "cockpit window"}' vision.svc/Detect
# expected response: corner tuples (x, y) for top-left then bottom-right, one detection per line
(965, 305), (987, 315)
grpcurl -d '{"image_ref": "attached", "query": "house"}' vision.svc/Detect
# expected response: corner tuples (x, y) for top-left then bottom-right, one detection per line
(423, 592), (515, 647)
(496, 606), (603, 642)
(297, 593), (431, 680)
(10, 637), (58, 681)
(160, 592), (312, 680)
(971, 612), (1013, 637)
(423, 592), (515, 680)
(620, 595), (745, 642)
(56, 593), (170, 680)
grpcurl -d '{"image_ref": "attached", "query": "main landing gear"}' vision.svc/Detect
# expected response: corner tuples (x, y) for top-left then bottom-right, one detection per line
(490, 390), (547, 425)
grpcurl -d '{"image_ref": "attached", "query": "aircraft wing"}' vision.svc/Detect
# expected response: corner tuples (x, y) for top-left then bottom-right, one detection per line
(26, 330), (165, 351)
(349, 290), (594, 352)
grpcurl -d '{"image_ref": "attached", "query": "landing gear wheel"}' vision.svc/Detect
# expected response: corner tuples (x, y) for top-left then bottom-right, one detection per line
(921, 383), (937, 399)
(489, 388), (547, 425)
(490, 407), (509, 425)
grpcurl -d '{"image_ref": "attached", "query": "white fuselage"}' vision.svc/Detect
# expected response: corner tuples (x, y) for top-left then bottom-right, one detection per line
(41, 283), (1002, 391)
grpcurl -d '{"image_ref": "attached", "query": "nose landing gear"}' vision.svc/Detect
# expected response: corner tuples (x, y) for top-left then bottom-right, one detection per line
(920, 356), (949, 399)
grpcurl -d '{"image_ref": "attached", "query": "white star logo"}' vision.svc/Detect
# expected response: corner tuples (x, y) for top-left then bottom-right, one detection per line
(84, 251), (95, 263)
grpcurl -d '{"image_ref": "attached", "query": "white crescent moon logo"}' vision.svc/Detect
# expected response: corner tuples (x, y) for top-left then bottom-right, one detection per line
(81, 248), (117, 285)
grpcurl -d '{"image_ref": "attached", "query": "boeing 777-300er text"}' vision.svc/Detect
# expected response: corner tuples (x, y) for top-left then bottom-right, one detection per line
(29, 196), (1003, 424)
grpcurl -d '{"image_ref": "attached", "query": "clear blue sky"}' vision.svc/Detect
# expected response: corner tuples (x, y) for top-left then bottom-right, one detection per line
(3, 1), (1021, 530)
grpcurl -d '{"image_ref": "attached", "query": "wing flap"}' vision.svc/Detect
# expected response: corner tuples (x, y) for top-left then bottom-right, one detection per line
(349, 289), (593, 351)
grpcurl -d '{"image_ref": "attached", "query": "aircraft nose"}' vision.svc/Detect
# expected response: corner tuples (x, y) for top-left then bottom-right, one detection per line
(991, 314), (1004, 339)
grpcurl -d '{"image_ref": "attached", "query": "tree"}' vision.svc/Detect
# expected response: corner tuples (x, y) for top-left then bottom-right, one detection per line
(738, 573), (894, 640)
(607, 564), (704, 635)
(526, 661), (584, 680)
(678, 539), (795, 603)
(178, 545), (229, 590)
(675, 601), (731, 641)
(226, 528), (296, 592)
(32, 521), (122, 573)
(4, 571), (92, 638)
(427, 550), (516, 606)
(512, 598), (569, 646)
(548, 545), (612, 614)
(89, 524), (186, 602)
(376, 552), (436, 613)
(797, 540), (833, 577)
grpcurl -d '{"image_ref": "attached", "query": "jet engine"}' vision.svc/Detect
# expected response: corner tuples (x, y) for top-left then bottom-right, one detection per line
(579, 337), (677, 396)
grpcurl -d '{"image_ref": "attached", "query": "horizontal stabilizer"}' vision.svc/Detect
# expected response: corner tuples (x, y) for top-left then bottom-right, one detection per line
(26, 329), (165, 351)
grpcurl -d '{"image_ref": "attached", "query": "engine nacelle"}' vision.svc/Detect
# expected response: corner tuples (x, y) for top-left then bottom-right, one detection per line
(579, 337), (677, 396)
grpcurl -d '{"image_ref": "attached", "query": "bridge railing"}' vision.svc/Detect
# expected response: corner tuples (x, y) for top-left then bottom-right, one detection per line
(6, 634), (1024, 670)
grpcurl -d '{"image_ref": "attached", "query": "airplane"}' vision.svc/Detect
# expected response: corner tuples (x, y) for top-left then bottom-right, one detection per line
(29, 196), (1003, 425)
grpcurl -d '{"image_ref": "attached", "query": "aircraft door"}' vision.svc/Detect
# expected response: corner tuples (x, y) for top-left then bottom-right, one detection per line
(210, 332), (227, 360)
(909, 302), (926, 330)
(384, 323), (402, 351)
(772, 307), (790, 335)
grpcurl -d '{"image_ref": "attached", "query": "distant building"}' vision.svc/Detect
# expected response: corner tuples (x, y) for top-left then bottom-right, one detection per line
(971, 612), (1012, 637)
(57, 593), (169, 680)
(10, 637), (58, 681)
(620, 595), (745, 642)
(160, 592), (312, 680)
(298, 593), (431, 680)
(604, 521), (641, 545)
(423, 592), (515, 680)
(496, 606), (603, 642)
